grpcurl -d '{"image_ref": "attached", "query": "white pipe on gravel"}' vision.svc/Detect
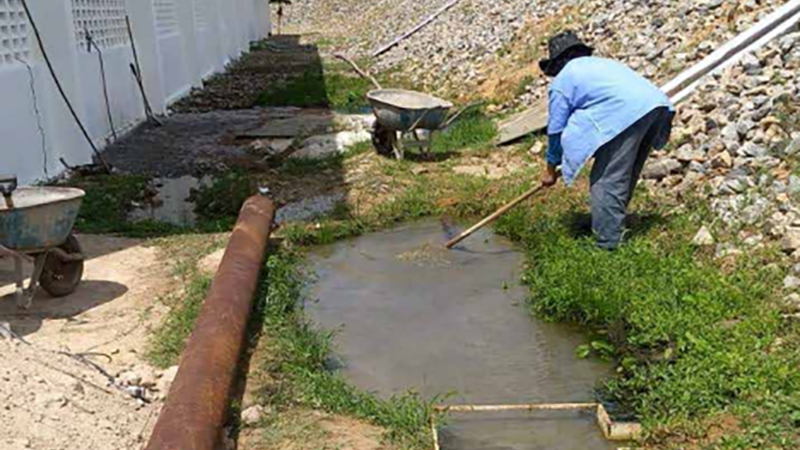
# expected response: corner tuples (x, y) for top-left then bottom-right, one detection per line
(663, 0), (800, 104)
(372, 0), (464, 57)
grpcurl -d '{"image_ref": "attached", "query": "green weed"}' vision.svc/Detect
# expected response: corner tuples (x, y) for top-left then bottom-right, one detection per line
(515, 75), (535, 97)
(59, 174), (184, 237)
(431, 109), (498, 154)
(146, 272), (212, 368)
(191, 170), (258, 229)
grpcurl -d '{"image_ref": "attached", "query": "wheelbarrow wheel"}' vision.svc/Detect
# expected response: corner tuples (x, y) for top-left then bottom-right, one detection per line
(372, 123), (397, 157)
(40, 234), (84, 298)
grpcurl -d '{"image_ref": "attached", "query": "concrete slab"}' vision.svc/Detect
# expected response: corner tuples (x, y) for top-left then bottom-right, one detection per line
(238, 115), (335, 138)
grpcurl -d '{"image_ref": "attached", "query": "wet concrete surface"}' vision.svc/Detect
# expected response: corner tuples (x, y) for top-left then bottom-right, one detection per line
(441, 409), (612, 450)
(307, 220), (616, 449)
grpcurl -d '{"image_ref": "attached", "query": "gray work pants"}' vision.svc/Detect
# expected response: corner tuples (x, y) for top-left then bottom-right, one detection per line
(590, 107), (674, 249)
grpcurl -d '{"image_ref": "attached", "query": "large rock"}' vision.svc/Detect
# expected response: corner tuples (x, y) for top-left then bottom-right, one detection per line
(642, 158), (682, 180)
(789, 175), (800, 196)
(675, 144), (705, 162)
(784, 276), (800, 291)
(241, 405), (266, 426)
(784, 293), (800, 312)
(711, 151), (733, 169)
(786, 137), (800, 156)
(782, 227), (800, 253)
(738, 142), (768, 158)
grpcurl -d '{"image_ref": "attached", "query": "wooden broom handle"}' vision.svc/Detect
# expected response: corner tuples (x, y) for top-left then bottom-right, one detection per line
(445, 184), (546, 249)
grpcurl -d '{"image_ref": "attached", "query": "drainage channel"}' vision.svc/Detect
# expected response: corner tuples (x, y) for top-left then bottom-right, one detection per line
(307, 220), (618, 450)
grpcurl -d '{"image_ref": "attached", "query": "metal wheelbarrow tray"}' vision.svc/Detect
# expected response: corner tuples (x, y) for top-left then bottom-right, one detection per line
(0, 176), (86, 308)
(367, 89), (454, 159)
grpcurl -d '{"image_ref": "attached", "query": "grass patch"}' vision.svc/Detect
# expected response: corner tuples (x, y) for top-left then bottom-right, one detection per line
(253, 249), (439, 449)
(145, 233), (228, 368)
(485, 188), (800, 447)
(515, 74), (535, 97)
(257, 69), (373, 112)
(55, 174), (187, 238)
(191, 170), (259, 229)
(431, 109), (497, 154)
(66, 174), (148, 233)
(146, 272), (212, 368)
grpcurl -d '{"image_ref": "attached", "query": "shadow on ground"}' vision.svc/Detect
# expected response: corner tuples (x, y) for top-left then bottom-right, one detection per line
(172, 35), (327, 112)
(0, 280), (128, 337)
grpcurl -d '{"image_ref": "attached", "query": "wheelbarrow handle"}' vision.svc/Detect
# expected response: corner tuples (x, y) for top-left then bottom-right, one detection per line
(442, 101), (486, 130)
(0, 175), (18, 197)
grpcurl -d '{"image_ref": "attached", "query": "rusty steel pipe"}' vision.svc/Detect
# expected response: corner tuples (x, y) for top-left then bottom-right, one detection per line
(145, 195), (275, 450)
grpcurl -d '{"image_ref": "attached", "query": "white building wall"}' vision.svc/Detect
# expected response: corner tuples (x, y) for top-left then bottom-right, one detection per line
(0, 0), (270, 184)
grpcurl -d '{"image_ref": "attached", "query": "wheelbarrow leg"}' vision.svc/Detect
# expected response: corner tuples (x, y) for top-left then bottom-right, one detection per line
(16, 253), (47, 309)
(13, 256), (24, 307)
(394, 135), (405, 161)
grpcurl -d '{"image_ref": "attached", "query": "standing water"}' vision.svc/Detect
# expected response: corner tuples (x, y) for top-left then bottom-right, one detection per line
(308, 221), (616, 449)
(129, 176), (210, 226)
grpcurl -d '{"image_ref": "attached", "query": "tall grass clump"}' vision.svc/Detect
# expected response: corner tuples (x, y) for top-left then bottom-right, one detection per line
(499, 193), (800, 445)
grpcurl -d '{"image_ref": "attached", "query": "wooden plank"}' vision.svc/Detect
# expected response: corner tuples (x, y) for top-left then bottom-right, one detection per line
(434, 402), (598, 413)
(496, 99), (549, 145)
(372, 0), (464, 57)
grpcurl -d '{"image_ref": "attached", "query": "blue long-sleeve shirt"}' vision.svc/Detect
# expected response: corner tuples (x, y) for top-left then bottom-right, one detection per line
(545, 57), (674, 185)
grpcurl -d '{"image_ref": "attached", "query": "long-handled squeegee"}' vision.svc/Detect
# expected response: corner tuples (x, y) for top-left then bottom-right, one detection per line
(445, 184), (546, 249)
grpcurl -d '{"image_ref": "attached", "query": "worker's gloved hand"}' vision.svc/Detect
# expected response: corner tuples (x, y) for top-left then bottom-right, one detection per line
(541, 163), (561, 187)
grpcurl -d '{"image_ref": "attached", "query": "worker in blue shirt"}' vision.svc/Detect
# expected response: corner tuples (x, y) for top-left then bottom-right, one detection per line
(539, 32), (675, 249)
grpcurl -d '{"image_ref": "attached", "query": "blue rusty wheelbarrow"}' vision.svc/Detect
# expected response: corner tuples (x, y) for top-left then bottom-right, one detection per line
(0, 176), (86, 309)
(367, 89), (459, 160)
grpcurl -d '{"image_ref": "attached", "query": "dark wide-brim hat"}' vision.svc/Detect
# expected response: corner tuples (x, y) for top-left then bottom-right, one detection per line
(538, 31), (594, 76)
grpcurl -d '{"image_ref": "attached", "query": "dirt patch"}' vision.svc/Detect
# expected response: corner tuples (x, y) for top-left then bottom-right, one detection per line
(0, 236), (171, 368)
(475, 4), (581, 105)
(451, 151), (530, 180)
(644, 414), (743, 450)
(0, 235), (181, 449)
(239, 409), (396, 450)
(0, 338), (161, 450)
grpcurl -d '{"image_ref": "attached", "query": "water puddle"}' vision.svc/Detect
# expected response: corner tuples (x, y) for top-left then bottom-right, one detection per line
(129, 176), (211, 226)
(307, 220), (617, 449)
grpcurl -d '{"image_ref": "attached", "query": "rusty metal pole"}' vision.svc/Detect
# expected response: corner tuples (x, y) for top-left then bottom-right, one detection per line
(146, 195), (275, 450)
